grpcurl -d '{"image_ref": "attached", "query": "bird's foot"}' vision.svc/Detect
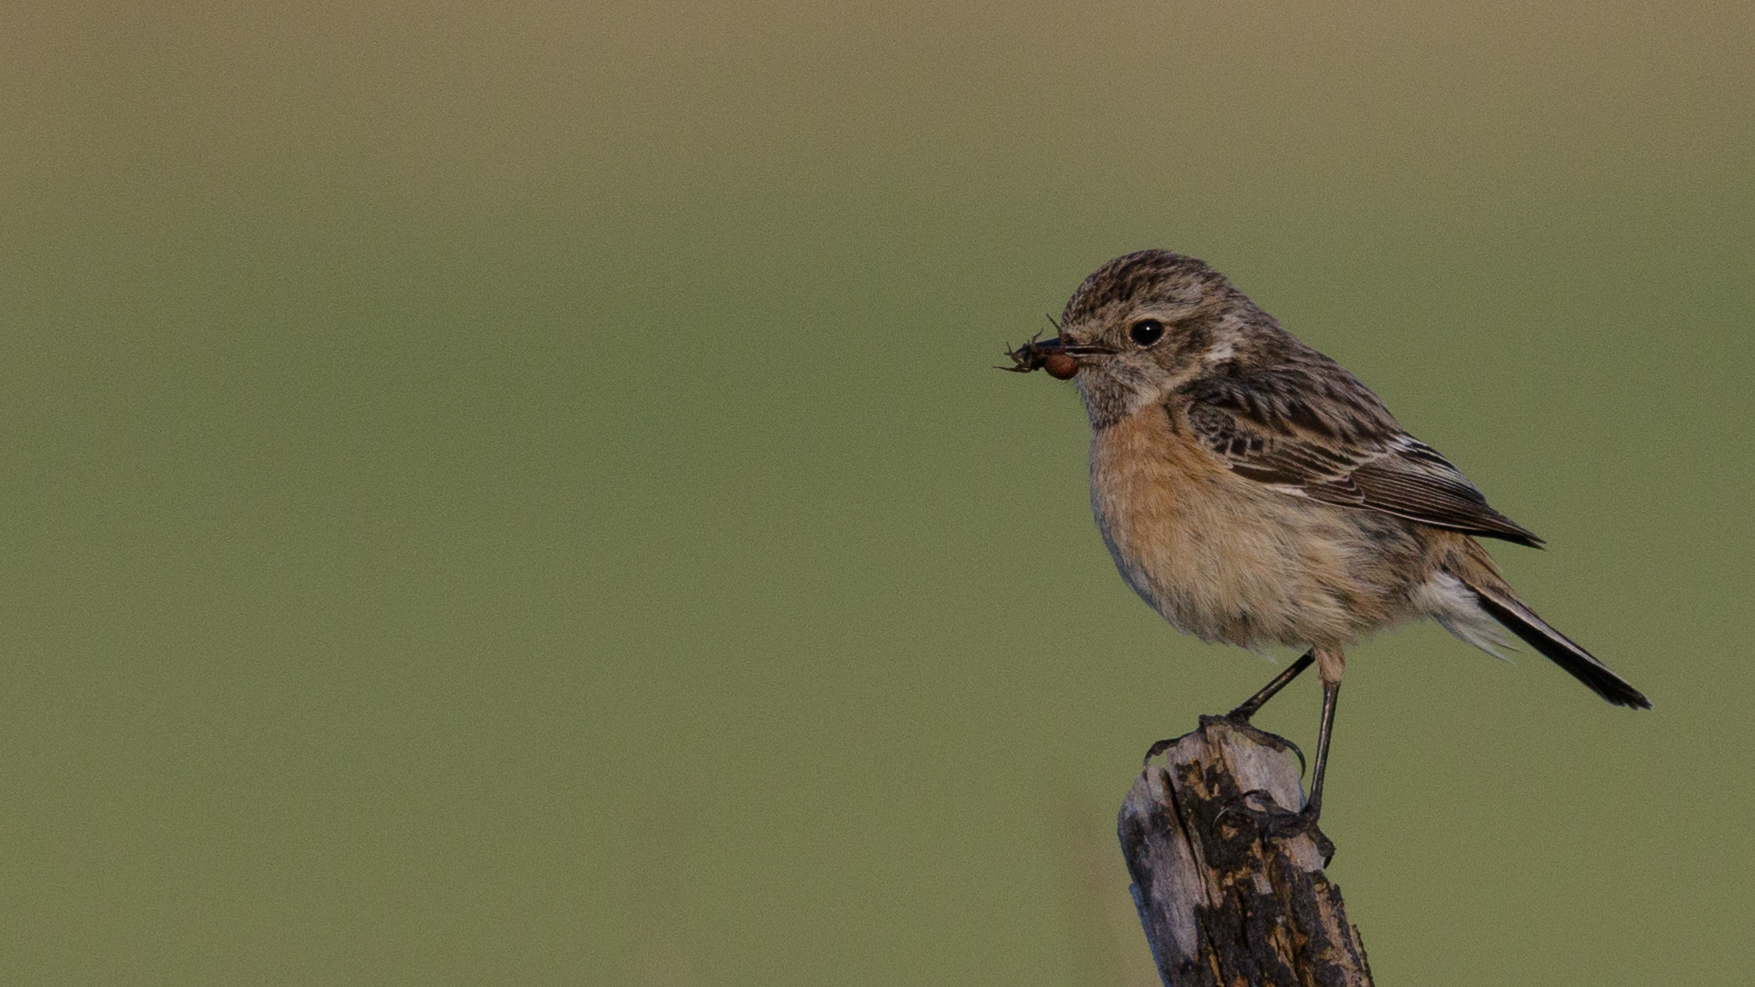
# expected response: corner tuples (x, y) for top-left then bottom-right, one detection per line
(1205, 713), (1308, 778)
(1145, 719), (1307, 777)
(1142, 736), (1177, 764)
(1214, 790), (1335, 865)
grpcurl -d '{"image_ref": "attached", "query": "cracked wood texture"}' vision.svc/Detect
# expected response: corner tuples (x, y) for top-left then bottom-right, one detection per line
(1118, 717), (1372, 987)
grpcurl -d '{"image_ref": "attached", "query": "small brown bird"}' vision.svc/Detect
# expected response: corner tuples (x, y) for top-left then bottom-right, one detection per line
(1006, 249), (1648, 837)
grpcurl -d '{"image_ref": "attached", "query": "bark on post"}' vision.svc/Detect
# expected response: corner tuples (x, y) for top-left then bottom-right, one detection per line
(1117, 716), (1372, 987)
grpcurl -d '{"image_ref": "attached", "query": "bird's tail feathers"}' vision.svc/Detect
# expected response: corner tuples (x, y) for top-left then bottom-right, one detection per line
(1447, 564), (1650, 709)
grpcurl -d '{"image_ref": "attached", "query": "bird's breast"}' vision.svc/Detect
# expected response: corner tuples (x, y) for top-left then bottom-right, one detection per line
(1088, 406), (1225, 621)
(1088, 405), (1387, 648)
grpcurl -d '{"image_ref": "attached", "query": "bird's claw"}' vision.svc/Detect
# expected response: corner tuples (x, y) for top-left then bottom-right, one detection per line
(1213, 713), (1308, 779)
(1213, 790), (1336, 865)
(1142, 737), (1177, 764)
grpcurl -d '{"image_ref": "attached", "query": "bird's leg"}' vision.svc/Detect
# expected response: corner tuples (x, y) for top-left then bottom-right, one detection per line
(1216, 648), (1343, 863)
(1226, 649), (1316, 723)
(1260, 658), (1342, 860)
(1146, 650), (1316, 764)
(1295, 676), (1342, 829)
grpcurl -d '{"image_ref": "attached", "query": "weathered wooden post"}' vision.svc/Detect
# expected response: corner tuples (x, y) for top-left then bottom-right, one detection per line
(1118, 717), (1373, 987)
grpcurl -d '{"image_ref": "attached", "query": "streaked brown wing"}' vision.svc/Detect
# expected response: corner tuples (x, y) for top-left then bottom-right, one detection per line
(1177, 368), (1544, 547)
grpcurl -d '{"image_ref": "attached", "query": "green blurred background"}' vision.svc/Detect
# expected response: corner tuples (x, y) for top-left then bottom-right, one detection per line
(2, 0), (1751, 983)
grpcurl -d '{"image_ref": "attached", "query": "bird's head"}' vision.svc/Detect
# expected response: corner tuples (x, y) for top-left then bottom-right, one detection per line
(1006, 250), (1265, 429)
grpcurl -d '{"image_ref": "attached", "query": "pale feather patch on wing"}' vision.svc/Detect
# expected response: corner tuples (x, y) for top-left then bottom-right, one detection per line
(1413, 572), (1516, 662)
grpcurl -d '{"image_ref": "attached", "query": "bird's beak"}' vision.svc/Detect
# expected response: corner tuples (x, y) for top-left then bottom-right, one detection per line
(1000, 336), (1106, 380)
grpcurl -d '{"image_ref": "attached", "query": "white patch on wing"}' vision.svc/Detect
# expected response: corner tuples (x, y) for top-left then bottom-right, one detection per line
(1413, 571), (1516, 661)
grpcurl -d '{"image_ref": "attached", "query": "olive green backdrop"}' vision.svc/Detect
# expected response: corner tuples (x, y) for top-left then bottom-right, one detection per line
(2, 1), (1750, 983)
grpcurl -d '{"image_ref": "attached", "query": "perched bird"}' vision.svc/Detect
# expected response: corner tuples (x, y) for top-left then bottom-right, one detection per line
(1005, 249), (1648, 837)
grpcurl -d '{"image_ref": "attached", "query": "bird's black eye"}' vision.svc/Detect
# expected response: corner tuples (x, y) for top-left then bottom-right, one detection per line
(1129, 319), (1165, 347)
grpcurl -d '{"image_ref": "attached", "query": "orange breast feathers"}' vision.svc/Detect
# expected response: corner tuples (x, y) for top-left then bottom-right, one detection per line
(1088, 402), (1399, 649)
(1089, 403), (1228, 555)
